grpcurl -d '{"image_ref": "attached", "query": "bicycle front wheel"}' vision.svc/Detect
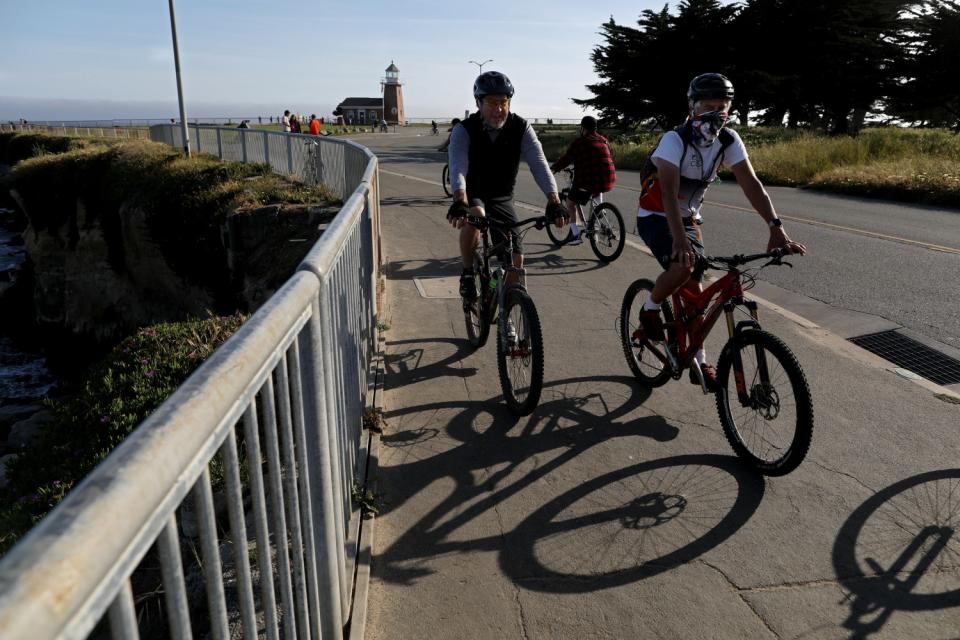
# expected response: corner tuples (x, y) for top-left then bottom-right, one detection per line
(715, 330), (813, 476)
(442, 164), (452, 197)
(588, 203), (626, 262)
(545, 220), (573, 247)
(463, 253), (490, 348)
(620, 279), (673, 387)
(497, 288), (544, 415)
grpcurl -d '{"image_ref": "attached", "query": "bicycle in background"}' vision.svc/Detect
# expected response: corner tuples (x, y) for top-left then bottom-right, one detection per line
(442, 164), (453, 198)
(547, 168), (626, 263)
(619, 248), (813, 475)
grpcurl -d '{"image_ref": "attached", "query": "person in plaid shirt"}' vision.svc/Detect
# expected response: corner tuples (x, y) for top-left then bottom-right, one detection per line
(551, 116), (616, 244)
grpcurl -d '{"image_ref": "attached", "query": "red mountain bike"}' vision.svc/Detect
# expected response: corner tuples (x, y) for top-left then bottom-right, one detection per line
(619, 248), (813, 475)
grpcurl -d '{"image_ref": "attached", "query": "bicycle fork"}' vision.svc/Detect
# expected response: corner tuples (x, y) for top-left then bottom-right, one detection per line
(725, 299), (773, 406)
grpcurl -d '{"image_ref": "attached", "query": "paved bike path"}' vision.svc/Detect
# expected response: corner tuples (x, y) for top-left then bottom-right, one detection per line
(364, 169), (960, 639)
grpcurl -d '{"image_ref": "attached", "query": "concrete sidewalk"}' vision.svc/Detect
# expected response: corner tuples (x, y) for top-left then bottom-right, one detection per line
(362, 169), (960, 639)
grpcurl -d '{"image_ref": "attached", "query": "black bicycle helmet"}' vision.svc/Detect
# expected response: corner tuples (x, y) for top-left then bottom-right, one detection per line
(687, 73), (735, 102)
(473, 71), (515, 100)
(579, 115), (598, 131)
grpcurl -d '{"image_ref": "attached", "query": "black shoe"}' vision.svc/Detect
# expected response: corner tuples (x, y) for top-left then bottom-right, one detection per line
(460, 270), (477, 300)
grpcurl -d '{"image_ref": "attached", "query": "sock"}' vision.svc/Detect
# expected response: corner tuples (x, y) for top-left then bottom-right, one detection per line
(695, 349), (706, 365)
(642, 298), (661, 311)
(570, 222), (580, 238)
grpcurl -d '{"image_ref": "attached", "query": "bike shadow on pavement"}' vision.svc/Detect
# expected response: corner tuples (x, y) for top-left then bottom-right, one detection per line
(832, 468), (960, 639)
(384, 337), (479, 388)
(382, 256), (462, 281)
(374, 375), (765, 590)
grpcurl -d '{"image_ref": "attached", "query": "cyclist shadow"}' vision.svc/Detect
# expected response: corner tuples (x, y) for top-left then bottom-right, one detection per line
(832, 468), (960, 639)
(384, 337), (479, 387)
(383, 256), (462, 281)
(522, 245), (617, 276)
(374, 375), (764, 590)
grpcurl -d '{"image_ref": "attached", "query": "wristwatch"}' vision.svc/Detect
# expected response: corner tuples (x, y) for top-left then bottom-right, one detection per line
(768, 217), (783, 229)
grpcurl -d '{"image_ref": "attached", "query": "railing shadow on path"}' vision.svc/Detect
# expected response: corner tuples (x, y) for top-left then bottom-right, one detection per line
(374, 374), (767, 592)
(832, 468), (960, 639)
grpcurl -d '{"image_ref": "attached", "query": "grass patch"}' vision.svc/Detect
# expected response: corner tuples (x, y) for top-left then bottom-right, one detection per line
(0, 131), (107, 165)
(0, 314), (246, 554)
(808, 157), (960, 207)
(7, 137), (338, 310)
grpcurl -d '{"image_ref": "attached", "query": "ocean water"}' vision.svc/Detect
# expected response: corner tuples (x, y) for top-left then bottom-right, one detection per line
(0, 208), (55, 404)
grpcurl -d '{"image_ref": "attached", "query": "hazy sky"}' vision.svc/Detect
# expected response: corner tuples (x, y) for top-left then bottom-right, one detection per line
(1, 1), (729, 121)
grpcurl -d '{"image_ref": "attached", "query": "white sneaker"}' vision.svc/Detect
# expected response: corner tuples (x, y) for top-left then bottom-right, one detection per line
(568, 223), (582, 245)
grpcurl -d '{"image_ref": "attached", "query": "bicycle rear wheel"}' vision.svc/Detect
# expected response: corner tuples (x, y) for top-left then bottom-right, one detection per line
(497, 287), (544, 415)
(715, 330), (813, 476)
(442, 164), (452, 197)
(619, 279), (672, 387)
(463, 253), (490, 348)
(588, 203), (626, 262)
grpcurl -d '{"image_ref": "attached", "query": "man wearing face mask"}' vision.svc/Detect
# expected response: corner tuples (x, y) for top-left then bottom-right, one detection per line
(635, 72), (806, 390)
(446, 71), (566, 301)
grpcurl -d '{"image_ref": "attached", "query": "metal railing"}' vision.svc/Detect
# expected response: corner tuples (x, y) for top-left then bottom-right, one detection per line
(0, 122), (150, 139)
(0, 124), (381, 639)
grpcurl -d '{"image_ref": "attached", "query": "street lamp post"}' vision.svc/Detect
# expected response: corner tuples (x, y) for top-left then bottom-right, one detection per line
(468, 59), (493, 74)
(167, 0), (191, 156)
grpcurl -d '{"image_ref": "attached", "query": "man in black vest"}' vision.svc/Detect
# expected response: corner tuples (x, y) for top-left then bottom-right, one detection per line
(446, 71), (566, 300)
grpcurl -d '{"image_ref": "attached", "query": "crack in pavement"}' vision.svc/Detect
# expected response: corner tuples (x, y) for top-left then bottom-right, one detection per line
(810, 459), (876, 496)
(699, 559), (780, 639)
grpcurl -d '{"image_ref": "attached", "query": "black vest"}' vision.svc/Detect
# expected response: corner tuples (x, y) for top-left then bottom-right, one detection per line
(463, 111), (527, 200)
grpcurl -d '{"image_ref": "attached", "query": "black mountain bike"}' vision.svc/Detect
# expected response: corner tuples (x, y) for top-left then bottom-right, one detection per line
(546, 168), (626, 262)
(461, 213), (549, 415)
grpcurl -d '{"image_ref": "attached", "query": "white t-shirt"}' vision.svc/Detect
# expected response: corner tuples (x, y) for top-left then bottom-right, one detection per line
(638, 127), (748, 218)
(282, 115), (291, 132)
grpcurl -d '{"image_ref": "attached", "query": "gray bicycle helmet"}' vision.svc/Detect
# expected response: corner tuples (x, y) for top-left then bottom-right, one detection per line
(687, 73), (735, 102)
(473, 71), (515, 100)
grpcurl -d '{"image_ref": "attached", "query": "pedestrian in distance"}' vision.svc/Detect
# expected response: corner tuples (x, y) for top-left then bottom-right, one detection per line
(290, 114), (301, 134)
(309, 114), (321, 136)
(282, 110), (291, 133)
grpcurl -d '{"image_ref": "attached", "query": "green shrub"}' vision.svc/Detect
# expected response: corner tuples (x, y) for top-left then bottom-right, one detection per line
(0, 132), (107, 166)
(8, 138), (337, 311)
(0, 314), (246, 554)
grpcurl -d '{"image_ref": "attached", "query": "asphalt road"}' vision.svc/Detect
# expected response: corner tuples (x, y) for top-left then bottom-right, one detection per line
(362, 129), (960, 639)
(357, 128), (960, 353)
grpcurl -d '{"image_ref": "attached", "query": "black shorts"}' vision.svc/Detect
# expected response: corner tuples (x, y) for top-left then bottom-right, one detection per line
(637, 214), (706, 282)
(469, 195), (522, 262)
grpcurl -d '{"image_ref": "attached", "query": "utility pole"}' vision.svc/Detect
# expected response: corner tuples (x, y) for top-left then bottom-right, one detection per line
(168, 0), (191, 156)
(468, 59), (493, 74)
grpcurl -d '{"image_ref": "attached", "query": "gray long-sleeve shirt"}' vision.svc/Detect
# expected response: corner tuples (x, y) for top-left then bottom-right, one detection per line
(447, 119), (558, 198)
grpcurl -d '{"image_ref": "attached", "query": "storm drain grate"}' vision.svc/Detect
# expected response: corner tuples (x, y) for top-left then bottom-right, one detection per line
(849, 330), (960, 386)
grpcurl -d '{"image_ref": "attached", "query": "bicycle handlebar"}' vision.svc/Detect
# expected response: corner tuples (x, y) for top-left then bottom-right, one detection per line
(465, 214), (547, 232)
(706, 247), (789, 268)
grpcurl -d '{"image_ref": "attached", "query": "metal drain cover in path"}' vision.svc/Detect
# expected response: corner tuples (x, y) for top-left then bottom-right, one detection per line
(413, 277), (460, 299)
(849, 330), (960, 386)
